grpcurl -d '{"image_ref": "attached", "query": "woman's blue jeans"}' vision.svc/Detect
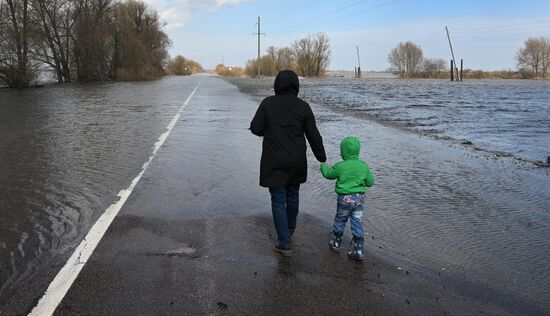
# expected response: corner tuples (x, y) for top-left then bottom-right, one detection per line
(333, 193), (365, 239)
(269, 184), (300, 249)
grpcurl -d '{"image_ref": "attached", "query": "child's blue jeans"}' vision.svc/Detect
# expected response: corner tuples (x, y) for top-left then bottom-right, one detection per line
(333, 193), (365, 239)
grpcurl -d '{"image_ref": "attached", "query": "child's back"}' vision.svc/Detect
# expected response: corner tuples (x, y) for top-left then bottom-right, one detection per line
(320, 136), (375, 261)
(320, 136), (374, 194)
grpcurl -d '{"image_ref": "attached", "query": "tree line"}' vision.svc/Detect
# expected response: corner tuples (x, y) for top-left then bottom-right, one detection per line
(388, 37), (550, 79)
(0, 0), (171, 88)
(166, 55), (203, 76)
(244, 33), (331, 77)
(214, 64), (243, 76)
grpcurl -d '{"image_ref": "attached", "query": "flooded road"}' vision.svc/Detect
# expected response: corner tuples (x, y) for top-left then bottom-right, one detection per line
(1, 74), (550, 314)
(229, 76), (550, 314)
(0, 76), (201, 305)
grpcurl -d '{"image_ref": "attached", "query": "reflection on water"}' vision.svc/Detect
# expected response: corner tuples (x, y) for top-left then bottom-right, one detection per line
(0, 76), (199, 302)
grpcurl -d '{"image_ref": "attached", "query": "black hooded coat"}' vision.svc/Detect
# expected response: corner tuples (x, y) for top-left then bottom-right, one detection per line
(250, 70), (326, 187)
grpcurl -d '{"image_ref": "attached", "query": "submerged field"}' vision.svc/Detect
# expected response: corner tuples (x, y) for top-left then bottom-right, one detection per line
(229, 76), (550, 165)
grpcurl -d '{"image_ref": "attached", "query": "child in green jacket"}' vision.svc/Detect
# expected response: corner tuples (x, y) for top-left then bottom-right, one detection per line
(320, 136), (375, 261)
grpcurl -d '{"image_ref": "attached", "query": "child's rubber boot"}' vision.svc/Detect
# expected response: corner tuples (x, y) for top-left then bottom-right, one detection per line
(348, 237), (365, 261)
(329, 232), (343, 252)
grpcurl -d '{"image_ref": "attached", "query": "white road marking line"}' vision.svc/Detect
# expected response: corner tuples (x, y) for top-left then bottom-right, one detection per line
(29, 83), (200, 316)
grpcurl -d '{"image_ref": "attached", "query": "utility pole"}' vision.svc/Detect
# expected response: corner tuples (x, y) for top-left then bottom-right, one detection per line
(445, 26), (459, 81)
(356, 45), (361, 78)
(254, 16), (265, 77)
(460, 58), (464, 81)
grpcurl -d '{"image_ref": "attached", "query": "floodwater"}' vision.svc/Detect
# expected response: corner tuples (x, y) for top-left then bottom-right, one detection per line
(228, 76), (550, 314)
(1, 75), (550, 313)
(239, 77), (550, 164)
(0, 76), (200, 305)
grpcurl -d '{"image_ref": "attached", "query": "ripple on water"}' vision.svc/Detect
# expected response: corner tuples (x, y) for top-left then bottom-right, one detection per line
(291, 103), (550, 310)
(0, 76), (201, 300)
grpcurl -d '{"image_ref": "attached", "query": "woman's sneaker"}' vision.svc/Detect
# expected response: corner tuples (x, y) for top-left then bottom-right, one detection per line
(348, 238), (365, 261)
(329, 235), (342, 252)
(273, 244), (293, 257)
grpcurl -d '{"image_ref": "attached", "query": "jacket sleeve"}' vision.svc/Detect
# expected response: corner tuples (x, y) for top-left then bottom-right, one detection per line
(303, 103), (326, 162)
(250, 103), (265, 136)
(364, 165), (375, 187)
(320, 163), (338, 179)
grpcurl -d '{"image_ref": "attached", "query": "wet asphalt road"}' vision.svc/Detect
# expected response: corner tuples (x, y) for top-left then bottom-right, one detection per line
(54, 75), (392, 315)
(19, 74), (506, 316)
(5, 75), (544, 315)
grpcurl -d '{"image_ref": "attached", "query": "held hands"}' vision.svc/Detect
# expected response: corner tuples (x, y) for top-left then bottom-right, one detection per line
(315, 161), (327, 172)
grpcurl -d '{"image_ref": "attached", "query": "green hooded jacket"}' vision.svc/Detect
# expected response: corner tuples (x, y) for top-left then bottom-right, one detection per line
(320, 136), (375, 194)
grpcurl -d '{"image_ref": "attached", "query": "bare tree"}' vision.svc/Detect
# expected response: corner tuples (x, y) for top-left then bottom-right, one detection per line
(276, 47), (294, 71)
(422, 57), (446, 78)
(257, 46), (295, 74)
(265, 46), (277, 74)
(73, 0), (113, 82)
(1, 0), (172, 86)
(311, 33), (330, 76)
(517, 37), (550, 79)
(244, 55), (277, 76)
(517, 37), (545, 79)
(244, 46), (284, 76)
(244, 34), (328, 77)
(293, 33), (330, 77)
(111, 0), (170, 80)
(293, 36), (312, 76)
(0, 0), (9, 84)
(0, 0), (38, 87)
(388, 41), (423, 78)
(31, 0), (75, 82)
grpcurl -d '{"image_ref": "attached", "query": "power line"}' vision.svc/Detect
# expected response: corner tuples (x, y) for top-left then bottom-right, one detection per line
(415, 29), (447, 41)
(451, 20), (550, 33)
(456, 27), (550, 38)
(456, 21), (550, 34)
(269, 0), (370, 35)
(452, 31), (550, 41)
(419, 36), (448, 46)
(321, 30), (447, 54)
(270, 0), (402, 37)
(263, 0), (320, 24)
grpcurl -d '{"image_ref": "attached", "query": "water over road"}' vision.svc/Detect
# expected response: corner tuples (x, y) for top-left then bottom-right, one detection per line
(1, 74), (549, 315)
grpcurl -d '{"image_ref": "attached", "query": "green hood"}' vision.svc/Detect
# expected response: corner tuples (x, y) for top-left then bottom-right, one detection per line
(320, 135), (374, 194)
(340, 136), (360, 160)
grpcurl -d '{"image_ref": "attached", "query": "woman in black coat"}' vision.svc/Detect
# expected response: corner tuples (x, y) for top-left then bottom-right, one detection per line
(250, 70), (326, 256)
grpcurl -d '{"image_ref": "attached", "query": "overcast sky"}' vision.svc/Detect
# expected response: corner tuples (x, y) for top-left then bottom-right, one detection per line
(142, 0), (550, 71)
